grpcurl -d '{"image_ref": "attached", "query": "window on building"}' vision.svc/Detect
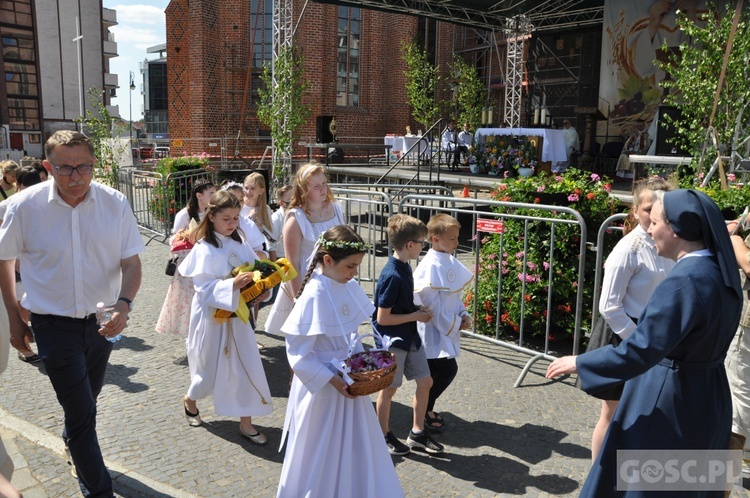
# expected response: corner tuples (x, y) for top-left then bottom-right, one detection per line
(1, 21), (38, 131)
(0, 0), (32, 28)
(7, 97), (38, 131)
(148, 62), (167, 111)
(250, 0), (273, 107)
(337, 6), (360, 107)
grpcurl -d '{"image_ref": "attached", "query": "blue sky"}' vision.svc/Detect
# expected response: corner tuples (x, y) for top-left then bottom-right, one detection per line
(104, 1), (168, 121)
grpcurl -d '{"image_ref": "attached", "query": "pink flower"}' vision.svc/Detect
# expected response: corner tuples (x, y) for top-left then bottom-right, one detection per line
(537, 185), (546, 192)
(503, 170), (510, 178)
(590, 173), (600, 182)
(698, 172), (705, 179)
(728, 173), (737, 182)
(481, 236), (490, 244)
(568, 193), (579, 202)
(517, 273), (539, 283)
(543, 261), (550, 271)
(515, 251), (525, 258)
(555, 175), (563, 182)
(527, 262), (537, 270)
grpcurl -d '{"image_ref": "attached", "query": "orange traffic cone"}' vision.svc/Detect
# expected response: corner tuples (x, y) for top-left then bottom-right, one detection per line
(461, 185), (470, 198)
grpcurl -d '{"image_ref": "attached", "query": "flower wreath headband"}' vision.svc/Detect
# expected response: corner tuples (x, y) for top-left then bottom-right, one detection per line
(304, 233), (371, 269)
(316, 233), (371, 252)
(221, 181), (244, 191)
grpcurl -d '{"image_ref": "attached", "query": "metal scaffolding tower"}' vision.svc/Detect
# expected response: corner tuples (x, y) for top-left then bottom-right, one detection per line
(503, 15), (531, 128)
(272, 0), (294, 176)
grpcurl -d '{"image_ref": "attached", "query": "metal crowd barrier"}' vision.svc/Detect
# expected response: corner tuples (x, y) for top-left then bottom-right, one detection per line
(330, 184), (455, 293)
(590, 213), (628, 333)
(331, 188), (393, 295)
(118, 168), (215, 244)
(397, 194), (588, 388)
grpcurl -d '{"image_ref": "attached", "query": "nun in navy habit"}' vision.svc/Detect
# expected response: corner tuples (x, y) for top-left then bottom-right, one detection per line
(547, 189), (743, 497)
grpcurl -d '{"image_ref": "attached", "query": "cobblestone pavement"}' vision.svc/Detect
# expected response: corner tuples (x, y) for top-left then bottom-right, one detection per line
(0, 233), (748, 497)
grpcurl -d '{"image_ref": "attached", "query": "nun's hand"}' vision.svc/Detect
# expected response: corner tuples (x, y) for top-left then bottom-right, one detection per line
(546, 356), (578, 379)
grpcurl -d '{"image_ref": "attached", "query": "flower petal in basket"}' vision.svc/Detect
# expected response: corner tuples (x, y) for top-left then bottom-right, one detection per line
(346, 351), (398, 396)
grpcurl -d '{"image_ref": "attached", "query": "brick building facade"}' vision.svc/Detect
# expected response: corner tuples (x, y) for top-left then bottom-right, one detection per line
(165, 0), (459, 158)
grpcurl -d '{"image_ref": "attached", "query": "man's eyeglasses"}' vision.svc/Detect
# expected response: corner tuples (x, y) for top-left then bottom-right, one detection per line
(48, 162), (94, 177)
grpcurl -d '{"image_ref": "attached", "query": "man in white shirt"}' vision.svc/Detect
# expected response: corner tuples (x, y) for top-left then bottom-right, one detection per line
(616, 119), (651, 179)
(457, 122), (472, 159)
(560, 119), (580, 172)
(441, 120), (461, 171)
(0, 130), (144, 497)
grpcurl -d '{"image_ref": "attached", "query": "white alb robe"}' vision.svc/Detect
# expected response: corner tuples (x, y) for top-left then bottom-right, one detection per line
(413, 249), (474, 359)
(178, 234), (273, 417)
(277, 271), (403, 498)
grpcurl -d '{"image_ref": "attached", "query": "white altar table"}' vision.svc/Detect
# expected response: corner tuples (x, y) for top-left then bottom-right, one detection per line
(384, 135), (428, 161)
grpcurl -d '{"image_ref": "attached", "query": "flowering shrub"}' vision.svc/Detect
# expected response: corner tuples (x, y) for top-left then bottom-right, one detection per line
(695, 175), (750, 220)
(468, 135), (538, 176)
(148, 154), (214, 224)
(468, 169), (624, 341)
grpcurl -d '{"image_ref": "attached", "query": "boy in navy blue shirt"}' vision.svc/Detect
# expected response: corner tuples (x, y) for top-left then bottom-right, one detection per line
(374, 214), (444, 455)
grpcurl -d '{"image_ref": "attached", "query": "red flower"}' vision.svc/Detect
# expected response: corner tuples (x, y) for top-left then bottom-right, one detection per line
(556, 304), (572, 313)
(574, 188), (582, 196)
(484, 300), (492, 312)
(587, 192), (596, 200)
(533, 197), (540, 204)
(485, 314), (494, 324)
(524, 294), (532, 302)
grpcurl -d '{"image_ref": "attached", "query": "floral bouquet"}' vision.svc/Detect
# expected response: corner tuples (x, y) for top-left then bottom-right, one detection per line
(213, 258), (297, 324)
(473, 136), (539, 176)
(170, 228), (195, 253)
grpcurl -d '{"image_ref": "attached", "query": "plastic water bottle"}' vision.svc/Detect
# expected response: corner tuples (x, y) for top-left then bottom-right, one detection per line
(96, 302), (122, 343)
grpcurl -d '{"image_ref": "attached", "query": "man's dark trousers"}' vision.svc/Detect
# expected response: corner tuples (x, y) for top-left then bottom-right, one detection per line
(31, 313), (114, 497)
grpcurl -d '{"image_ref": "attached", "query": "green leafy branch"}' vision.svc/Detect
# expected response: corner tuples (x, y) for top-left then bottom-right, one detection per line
(451, 56), (484, 130)
(73, 87), (128, 186)
(402, 39), (441, 131)
(656, 2), (750, 180)
(257, 46), (311, 180)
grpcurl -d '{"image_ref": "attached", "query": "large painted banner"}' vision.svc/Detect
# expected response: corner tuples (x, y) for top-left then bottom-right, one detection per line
(598, 0), (707, 142)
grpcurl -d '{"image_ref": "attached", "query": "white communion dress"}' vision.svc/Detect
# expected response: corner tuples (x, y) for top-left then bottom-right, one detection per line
(178, 234), (273, 418)
(277, 271), (403, 498)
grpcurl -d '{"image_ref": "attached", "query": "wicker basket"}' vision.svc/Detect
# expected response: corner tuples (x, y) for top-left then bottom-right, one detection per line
(346, 351), (397, 396)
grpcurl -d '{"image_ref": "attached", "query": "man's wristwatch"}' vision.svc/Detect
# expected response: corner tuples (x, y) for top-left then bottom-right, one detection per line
(117, 297), (134, 312)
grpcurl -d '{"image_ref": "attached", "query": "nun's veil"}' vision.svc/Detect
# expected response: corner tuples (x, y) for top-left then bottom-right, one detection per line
(662, 189), (742, 298)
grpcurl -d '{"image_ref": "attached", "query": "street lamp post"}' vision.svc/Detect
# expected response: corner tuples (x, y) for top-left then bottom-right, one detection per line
(129, 71), (136, 151)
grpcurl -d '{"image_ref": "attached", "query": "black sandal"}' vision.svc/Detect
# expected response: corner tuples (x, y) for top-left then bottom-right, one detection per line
(183, 399), (202, 427)
(17, 352), (41, 363)
(425, 412), (444, 432)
